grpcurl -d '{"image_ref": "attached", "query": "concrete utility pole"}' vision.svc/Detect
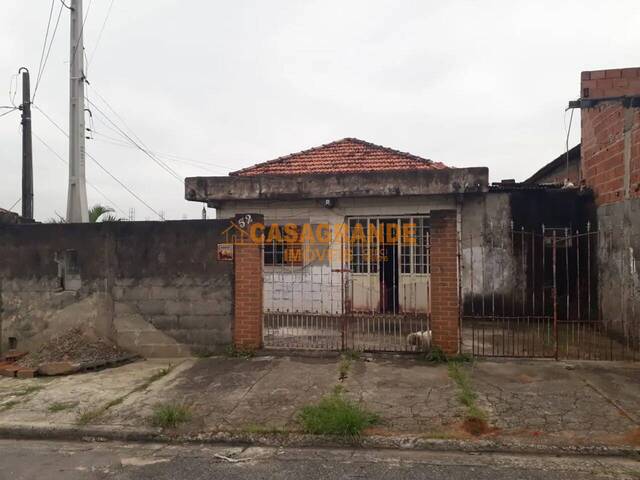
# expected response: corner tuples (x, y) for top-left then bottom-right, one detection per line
(66, 0), (89, 222)
(19, 67), (33, 220)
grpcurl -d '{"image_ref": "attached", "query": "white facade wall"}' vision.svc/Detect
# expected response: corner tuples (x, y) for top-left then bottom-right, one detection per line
(217, 195), (456, 314)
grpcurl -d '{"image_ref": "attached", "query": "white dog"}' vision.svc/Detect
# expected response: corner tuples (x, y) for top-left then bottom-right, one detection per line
(407, 330), (432, 348)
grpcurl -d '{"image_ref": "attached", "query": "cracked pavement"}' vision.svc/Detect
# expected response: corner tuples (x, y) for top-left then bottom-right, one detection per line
(0, 355), (639, 448)
(2, 439), (640, 480)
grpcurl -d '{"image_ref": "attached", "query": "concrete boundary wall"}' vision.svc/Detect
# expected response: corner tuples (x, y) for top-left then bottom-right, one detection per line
(0, 220), (240, 357)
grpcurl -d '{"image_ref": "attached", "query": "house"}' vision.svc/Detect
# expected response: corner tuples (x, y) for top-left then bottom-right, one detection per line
(525, 144), (581, 186)
(186, 137), (489, 318)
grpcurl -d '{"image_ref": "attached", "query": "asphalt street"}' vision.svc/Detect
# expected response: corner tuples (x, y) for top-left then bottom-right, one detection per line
(0, 439), (639, 480)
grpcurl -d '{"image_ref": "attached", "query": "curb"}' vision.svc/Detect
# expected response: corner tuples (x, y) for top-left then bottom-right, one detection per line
(0, 423), (638, 458)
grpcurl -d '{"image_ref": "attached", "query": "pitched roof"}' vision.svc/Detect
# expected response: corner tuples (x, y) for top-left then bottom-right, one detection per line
(525, 144), (581, 184)
(230, 138), (447, 176)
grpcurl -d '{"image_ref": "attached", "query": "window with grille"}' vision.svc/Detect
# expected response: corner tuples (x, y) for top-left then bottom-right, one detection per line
(264, 225), (303, 266)
(348, 216), (430, 274)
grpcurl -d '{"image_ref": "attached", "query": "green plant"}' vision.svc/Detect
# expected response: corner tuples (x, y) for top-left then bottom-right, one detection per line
(338, 357), (351, 380)
(0, 400), (20, 412)
(14, 385), (44, 396)
(88, 204), (124, 223)
(75, 368), (174, 426)
(422, 346), (449, 363)
(241, 424), (289, 435)
(448, 362), (486, 423)
(342, 350), (361, 361)
(151, 403), (192, 429)
(422, 347), (474, 365)
(298, 388), (379, 438)
(76, 407), (102, 425)
(47, 401), (78, 413)
(225, 345), (255, 359)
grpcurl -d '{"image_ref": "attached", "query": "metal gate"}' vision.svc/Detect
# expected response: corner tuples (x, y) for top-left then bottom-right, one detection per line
(461, 224), (640, 360)
(262, 218), (431, 352)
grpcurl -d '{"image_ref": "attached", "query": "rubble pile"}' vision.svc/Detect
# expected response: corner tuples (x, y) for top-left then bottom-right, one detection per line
(16, 327), (131, 369)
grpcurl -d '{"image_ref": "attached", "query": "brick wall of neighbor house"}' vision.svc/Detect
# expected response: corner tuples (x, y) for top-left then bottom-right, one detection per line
(0, 220), (237, 357)
(430, 210), (459, 354)
(581, 67), (640, 338)
(581, 67), (640, 205)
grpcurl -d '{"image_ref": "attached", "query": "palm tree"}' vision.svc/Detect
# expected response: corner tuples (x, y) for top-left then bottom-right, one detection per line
(89, 204), (122, 223)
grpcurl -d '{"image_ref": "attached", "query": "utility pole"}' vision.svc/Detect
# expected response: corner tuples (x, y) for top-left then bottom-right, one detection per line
(19, 67), (33, 220)
(66, 0), (89, 222)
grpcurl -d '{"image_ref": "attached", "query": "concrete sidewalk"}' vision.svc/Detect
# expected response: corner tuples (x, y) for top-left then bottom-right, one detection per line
(0, 355), (638, 453)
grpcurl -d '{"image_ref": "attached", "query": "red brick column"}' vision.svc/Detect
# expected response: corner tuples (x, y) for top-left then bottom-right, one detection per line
(233, 217), (263, 350)
(430, 209), (460, 355)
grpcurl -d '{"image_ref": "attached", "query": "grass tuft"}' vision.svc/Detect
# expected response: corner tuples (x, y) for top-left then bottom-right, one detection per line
(241, 424), (289, 435)
(0, 400), (20, 412)
(448, 361), (489, 435)
(47, 401), (78, 413)
(298, 388), (378, 438)
(76, 407), (102, 426)
(225, 345), (255, 359)
(422, 347), (474, 364)
(151, 403), (192, 429)
(14, 385), (44, 397)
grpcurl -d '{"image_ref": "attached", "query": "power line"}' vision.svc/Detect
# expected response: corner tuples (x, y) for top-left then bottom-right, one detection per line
(33, 104), (163, 219)
(70, 0), (93, 69)
(91, 135), (221, 173)
(8, 74), (18, 107)
(89, 125), (230, 171)
(88, 0), (115, 66)
(0, 107), (18, 119)
(8, 198), (21, 211)
(32, 1), (64, 102)
(33, 131), (128, 217)
(86, 96), (184, 182)
(86, 93), (184, 180)
(34, 0), (55, 94)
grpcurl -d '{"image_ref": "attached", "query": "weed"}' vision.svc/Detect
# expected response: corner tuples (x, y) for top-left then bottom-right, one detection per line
(47, 401), (78, 413)
(0, 400), (20, 412)
(150, 403), (192, 429)
(225, 345), (255, 359)
(342, 350), (361, 361)
(422, 348), (473, 364)
(298, 389), (379, 438)
(448, 362), (488, 435)
(133, 365), (173, 393)
(241, 424), (288, 435)
(422, 346), (448, 364)
(14, 385), (44, 397)
(75, 367), (174, 426)
(194, 351), (214, 358)
(338, 357), (351, 381)
(76, 407), (102, 425)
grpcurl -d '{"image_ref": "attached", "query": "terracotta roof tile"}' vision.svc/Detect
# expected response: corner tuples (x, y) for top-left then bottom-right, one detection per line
(230, 138), (447, 176)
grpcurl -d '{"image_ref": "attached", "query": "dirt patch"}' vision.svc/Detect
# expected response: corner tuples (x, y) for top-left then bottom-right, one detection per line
(462, 417), (490, 436)
(625, 427), (640, 446)
(16, 327), (131, 369)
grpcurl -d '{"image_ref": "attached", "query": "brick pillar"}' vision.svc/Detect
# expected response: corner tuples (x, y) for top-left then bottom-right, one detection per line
(430, 209), (459, 355)
(233, 215), (263, 350)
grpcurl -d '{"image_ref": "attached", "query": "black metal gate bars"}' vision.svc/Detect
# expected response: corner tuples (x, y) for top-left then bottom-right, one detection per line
(461, 224), (640, 360)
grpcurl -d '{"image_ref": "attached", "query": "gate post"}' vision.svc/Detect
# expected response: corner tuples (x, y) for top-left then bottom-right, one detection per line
(233, 214), (263, 350)
(430, 210), (460, 355)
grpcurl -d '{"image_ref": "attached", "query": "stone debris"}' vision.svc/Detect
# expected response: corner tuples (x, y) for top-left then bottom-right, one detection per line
(16, 327), (133, 372)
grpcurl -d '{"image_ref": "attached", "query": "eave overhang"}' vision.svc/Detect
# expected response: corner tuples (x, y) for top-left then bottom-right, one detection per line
(185, 168), (489, 206)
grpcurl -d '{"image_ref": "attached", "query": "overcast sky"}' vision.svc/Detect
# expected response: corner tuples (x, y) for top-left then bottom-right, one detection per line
(1, 1), (639, 221)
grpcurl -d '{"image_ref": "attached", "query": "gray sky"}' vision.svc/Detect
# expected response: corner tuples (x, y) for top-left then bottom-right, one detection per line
(1, 0), (639, 221)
